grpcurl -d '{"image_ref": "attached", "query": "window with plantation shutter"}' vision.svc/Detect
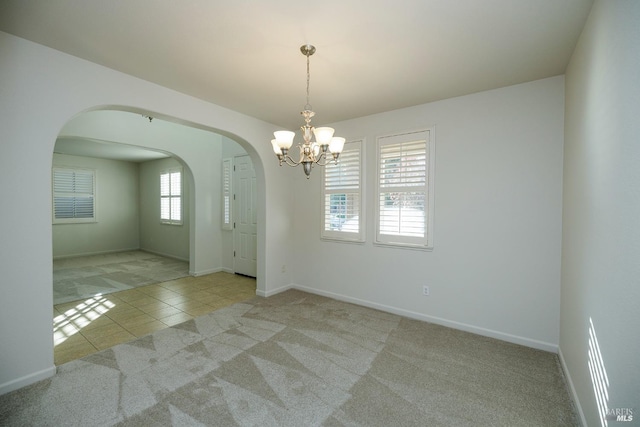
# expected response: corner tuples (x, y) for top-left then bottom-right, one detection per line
(53, 168), (95, 223)
(160, 168), (182, 225)
(321, 140), (364, 241)
(222, 158), (233, 230)
(376, 129), (434, 249)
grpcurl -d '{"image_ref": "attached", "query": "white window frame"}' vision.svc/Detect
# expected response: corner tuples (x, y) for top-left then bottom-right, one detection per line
(375, 128), (435, 249)
(222, 158), (233, 230)
(160, 167), (183, 225)
(52, 167), (96, 224)
(321, 139), (365, 242)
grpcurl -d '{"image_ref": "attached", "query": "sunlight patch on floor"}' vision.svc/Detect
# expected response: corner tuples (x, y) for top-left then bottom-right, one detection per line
(53, 295), (115, 346)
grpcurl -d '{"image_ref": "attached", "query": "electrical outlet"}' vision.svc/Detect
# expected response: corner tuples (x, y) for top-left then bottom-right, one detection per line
(281, 265), (286, 273)
(423, 285), (430, 296)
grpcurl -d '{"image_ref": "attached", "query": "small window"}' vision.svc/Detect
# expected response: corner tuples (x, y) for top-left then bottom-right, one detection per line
(321, 140), (364, 242)
(376, 129), (434, 249)
(53, 168), (95, 223)
(222, 158), (233, 230)
(160, 168), (182, 225)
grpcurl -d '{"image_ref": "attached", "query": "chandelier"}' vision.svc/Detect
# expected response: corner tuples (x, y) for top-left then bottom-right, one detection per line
(271, 44), (345, 178)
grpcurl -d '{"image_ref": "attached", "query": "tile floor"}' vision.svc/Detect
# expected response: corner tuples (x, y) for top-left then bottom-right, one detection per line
(53, 272), (257, 365)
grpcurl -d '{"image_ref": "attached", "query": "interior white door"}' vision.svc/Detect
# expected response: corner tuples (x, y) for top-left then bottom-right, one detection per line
(233, 155), (257, 277)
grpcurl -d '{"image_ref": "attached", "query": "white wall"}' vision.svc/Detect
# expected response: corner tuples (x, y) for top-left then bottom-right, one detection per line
(292, 76), (565, 351)
(0, 31), (294, 394)
(561, 1), (640, 425)
(139, 157), (190, 261)
(52, 153), (140, 258)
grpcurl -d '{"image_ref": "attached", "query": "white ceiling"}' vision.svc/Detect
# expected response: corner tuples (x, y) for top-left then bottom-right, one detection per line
(0, 0), (593, 132)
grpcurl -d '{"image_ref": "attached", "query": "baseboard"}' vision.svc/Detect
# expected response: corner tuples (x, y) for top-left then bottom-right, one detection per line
(558, 348), (587, 426)
(292, 284), (559, 353)
(0, 365), (56, 396)
(257, 283), (293, 298)
(53, 247), (140, 260)
(53, 248), (190, 262)
(140, 248), (189, 262)
(190, 267), (223, 277)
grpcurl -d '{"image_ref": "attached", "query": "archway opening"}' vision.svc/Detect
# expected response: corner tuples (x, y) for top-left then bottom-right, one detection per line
(50, 108), (263, 364)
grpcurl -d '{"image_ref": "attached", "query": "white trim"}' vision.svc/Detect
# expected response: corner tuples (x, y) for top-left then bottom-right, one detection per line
(0, 365), (56, 396)
(558, 348), (587, 427)
(319, 237), (366, 245)
(140, 248), (189, 262)
(190, 267), (222, 277)
(291, 283), (558, 353)
(256, 283), (293, 298)
(55, 248), (188, 262)
(426, 126), (436, 247)
(372, 241), (434, 252)
(52, 247), (140, 260)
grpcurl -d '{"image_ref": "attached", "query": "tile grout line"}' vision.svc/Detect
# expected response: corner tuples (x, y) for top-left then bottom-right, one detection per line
(53, 271), (256, 365)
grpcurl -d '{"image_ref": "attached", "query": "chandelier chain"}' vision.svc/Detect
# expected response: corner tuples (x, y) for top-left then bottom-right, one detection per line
(305, 50), (312, 111)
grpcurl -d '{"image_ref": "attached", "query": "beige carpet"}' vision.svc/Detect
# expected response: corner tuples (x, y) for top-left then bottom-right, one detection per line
(53, 251), (189, 305)
(0, 290), (578, 426)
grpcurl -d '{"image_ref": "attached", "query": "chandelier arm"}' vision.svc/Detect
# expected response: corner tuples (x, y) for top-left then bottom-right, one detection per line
(315, 150), (341, 166)
(282, 155), (301, 167)
(314, 157), (332, 167)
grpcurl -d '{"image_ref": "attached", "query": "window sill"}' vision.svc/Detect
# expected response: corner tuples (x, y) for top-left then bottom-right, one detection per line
(320, 236), (366, 245)
(373, 241), (433, 251)
(53, 220), (97, 225)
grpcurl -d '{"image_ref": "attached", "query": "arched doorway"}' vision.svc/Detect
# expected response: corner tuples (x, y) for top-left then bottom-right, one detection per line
(51, 109), (260, 364)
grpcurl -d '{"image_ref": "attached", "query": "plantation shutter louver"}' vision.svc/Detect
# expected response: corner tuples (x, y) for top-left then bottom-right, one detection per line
(321, 140), (363, 241)
(222, 158), (233, 230)
(53, 168), (95, 223)
(160, 169), (182, 224)
(376, 130), (433, 248)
